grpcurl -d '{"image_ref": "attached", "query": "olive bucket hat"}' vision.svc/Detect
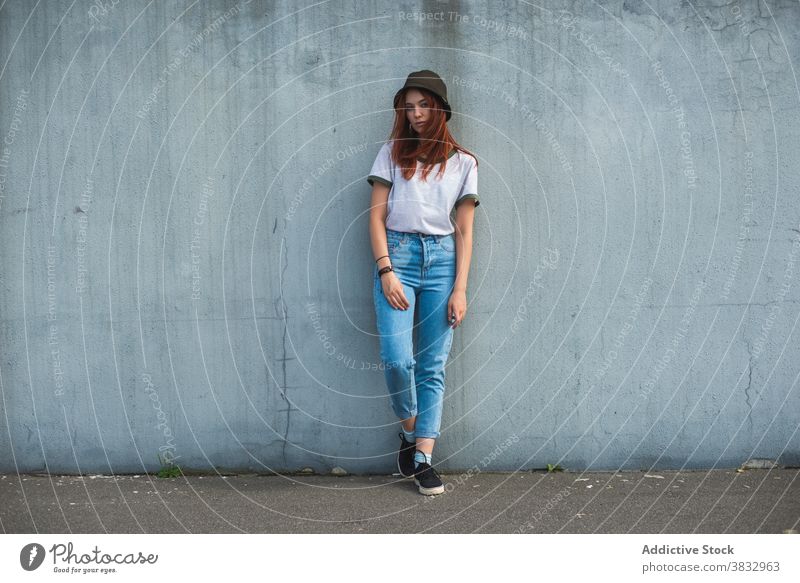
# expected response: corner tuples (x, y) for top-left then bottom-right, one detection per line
(393, 69), (452, 121)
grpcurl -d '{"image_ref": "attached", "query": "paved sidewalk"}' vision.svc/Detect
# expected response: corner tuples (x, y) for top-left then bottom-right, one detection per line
(1, 469), (797, 534)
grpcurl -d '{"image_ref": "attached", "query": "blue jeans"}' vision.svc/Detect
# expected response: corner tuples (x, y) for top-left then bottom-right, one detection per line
(373, 228), (457, 440)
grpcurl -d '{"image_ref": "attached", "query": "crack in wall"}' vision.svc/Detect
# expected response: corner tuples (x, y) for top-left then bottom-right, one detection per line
(279, 229), (291, 469)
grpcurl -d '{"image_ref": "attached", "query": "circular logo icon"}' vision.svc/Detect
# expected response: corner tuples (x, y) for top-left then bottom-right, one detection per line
(20, 543), (46, 571)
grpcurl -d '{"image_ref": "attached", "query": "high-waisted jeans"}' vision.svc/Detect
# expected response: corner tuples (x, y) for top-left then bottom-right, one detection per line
(373, 228), (457, 440)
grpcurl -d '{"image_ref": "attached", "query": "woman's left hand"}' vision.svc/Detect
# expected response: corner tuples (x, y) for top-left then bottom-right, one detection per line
(447, 290), (467, 328)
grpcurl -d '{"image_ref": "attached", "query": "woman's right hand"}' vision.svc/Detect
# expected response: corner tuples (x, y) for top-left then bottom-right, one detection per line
(381, 272), (410, 310)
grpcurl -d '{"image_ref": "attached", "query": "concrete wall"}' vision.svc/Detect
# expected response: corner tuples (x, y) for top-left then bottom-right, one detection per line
(1, 0), (799, 474)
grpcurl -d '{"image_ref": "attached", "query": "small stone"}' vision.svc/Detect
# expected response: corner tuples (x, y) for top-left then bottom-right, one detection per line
(330, 467), (347, 476)
(298, 467), (315, 475)
(741, 459), (778, 470)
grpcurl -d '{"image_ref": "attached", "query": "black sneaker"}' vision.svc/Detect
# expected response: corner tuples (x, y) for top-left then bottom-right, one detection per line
(397, 432), (416, 478)
(413, 457), (445, 496)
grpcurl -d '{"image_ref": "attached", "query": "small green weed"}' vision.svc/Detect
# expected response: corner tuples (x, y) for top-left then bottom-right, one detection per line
(156, 453), (182, 478)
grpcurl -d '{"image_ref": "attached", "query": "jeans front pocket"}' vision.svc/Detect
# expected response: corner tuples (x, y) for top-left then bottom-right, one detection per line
(388, 234), (410, 254)
(439, 234), (456, 253)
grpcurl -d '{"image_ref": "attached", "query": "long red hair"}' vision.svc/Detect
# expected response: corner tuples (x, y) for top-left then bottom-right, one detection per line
(388, 87), (478, 182)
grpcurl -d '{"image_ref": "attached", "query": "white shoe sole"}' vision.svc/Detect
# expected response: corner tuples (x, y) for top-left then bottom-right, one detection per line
(414, 478), (444, 495)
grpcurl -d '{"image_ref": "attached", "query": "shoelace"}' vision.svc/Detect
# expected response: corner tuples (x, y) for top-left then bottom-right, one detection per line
(416, 462), (440, 481)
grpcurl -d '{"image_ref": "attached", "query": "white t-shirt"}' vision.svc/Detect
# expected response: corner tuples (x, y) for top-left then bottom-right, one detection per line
(367, 141), (479, 235)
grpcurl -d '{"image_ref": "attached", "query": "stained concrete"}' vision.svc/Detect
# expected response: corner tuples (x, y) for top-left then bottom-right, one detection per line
(1, 468), (798, 533)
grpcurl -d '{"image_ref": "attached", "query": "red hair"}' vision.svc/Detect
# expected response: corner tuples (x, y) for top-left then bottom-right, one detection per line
(388, 87), (478, 182)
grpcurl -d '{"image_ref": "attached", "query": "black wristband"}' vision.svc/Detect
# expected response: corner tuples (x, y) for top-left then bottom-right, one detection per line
(375, 254), (389, 263)
(378, 265), (394, 277)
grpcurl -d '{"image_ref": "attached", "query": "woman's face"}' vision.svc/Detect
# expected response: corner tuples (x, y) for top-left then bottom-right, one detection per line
(404, 88), (432, 134)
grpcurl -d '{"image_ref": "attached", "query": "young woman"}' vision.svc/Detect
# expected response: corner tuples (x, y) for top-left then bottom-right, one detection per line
(367, 70), (480, 495)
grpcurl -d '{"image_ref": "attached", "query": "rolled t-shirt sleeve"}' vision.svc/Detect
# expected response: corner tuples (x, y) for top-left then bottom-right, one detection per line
(455, 156), (480, 207)
(367, 144), (393, 188)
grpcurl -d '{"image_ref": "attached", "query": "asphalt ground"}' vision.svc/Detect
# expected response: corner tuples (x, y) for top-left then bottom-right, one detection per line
(1, 468), (798, 534)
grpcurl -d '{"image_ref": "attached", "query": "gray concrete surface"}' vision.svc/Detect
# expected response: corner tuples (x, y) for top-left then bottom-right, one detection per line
(1, 468), (798, 533)
(1, 1), (799, 475)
